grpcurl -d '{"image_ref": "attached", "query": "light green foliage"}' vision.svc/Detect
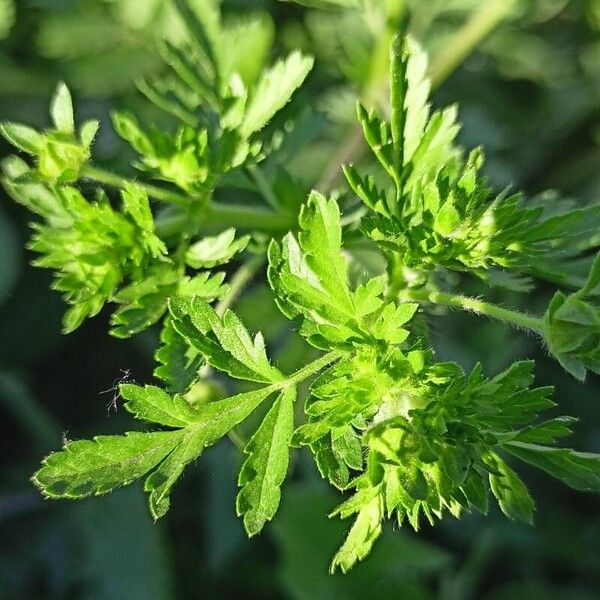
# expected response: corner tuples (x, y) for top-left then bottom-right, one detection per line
(1, 83), (98, 183)
(542, 254), (600, 381)
(33, 431), (185, 499)
(269, 191), (417, 349)
(112, 1), (313, 194)
(237, 387), (296, 535)
(1, 0), (312, 337)
(186, 229), (250, 269)
(169, 296), (284, 384)
(345, 36), (600, 284)
(240, 51), (314, 138)
(2, 164), (167, 333)
(9, 4), (600, 577)
(32, 304), (304, 523)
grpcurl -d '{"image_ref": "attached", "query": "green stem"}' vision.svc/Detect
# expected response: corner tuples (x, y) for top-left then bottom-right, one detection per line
(246, 165), (280, 211)
(401, 289), (544, 334)
(282, 350), (343, 388)
(428, 0), (517, 87)
(81, 165), (296, 235)
(81, 165), (191, 207)
(155, 205), (295, 237)
(215, 254), (265, 317)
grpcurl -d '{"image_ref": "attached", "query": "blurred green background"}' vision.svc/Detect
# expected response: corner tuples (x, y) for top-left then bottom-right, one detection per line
(1, 1), (599, 598)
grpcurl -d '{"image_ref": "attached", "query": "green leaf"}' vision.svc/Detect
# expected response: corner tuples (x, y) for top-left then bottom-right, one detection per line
(169, 297), (284, 383)
(488, 455), (534, 524)
(237, 386), (296, 536)
(32, 431), (184, 499)
(145, 385), (276, 519)
(269, 191), (365, 347)
(120, 383), (201, 428)
(241, 51), (314, 137)
(579, 252), (600, 296)
(511, 417), (576, 445)
(80, 119), (100, 148)
(186, 228), (250, 269)
(0, 123), (44, 154)
(330, 495), (383, 574)
(174, 0), (220, 81)
(121, 184), (167, 258)
(111, 111), (155, 157)
(434, 200), (460, 236)
(503, 442), (600, 492)
(154, 317), (203, 394)
(50, 82), (75, 134)
(298, 191), (354, 309)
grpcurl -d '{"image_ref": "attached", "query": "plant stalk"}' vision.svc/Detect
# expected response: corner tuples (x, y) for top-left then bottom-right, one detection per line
(428, 0), (518, 87)
(401, 289), (544, 334)
(81, 165), (295, 235)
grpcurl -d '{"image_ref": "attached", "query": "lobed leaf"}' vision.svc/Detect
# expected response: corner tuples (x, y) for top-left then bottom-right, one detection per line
(504, 442), (600, 492)
(120, 383), (201, 428)
(33, 431), (184, 499)
(241, 51), (314, 138)
(237, 387), (296, 536)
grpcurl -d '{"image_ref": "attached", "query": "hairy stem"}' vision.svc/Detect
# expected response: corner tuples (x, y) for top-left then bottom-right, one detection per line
(401, 289), (544, 334)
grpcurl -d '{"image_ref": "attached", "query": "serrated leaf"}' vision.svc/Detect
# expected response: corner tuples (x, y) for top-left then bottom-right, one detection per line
(241, 51), (314, 138)
(511, 417), (576, 445)
(121, 184), (167, 258)
(488, 455), (534, 524)
(237, 386), (296, 536)
(145, 385), (276, 519)
(169, 297), (283, 383)
(330, 495), (383, 574)
(50, 82), (75, 134)
(154, 317), (203, 393)
(503, 442), (600, 492)
(186, 228), (250, 269)
(33, 431), (184, 499)
(120, 384), (201, 428)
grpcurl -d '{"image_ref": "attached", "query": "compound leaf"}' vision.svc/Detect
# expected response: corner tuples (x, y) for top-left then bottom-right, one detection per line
(145, 385), (277, 519)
